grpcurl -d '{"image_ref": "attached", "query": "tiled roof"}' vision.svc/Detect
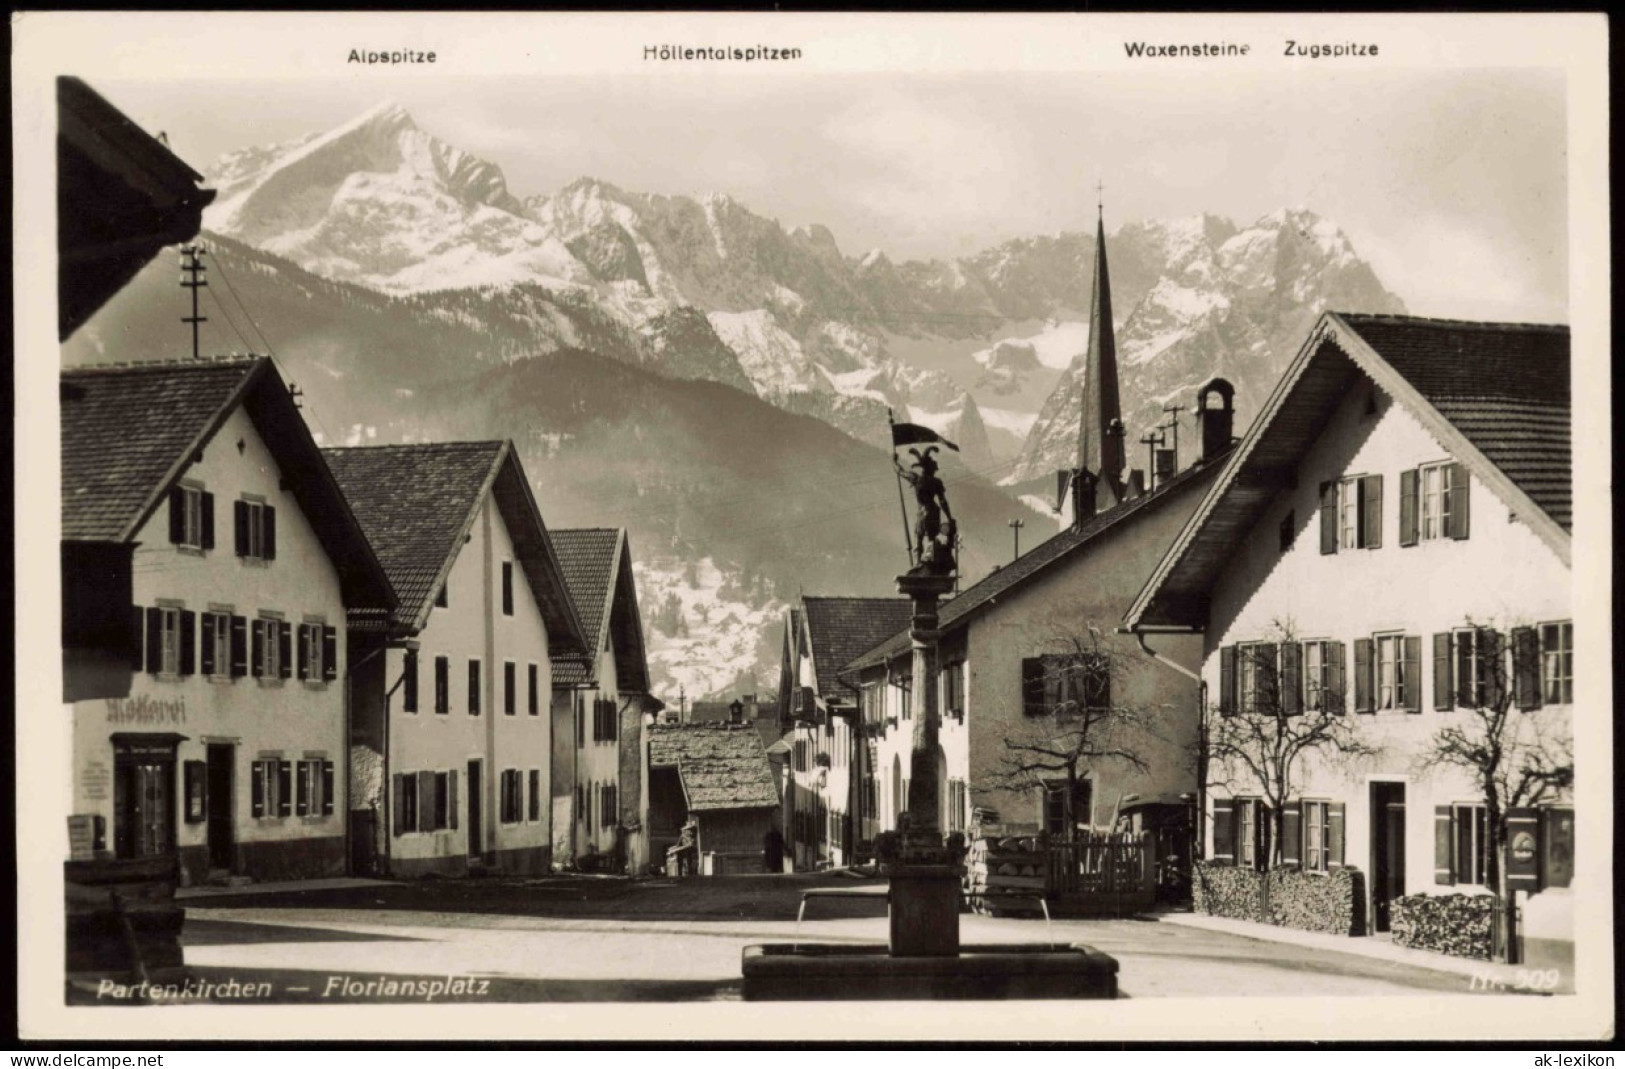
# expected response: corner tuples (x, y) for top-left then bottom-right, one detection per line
(799, 597), (913, 698)
(845, 455), (1227, 672)
(550, 528), (651, 693)
(647, 723), (780, 812)
(323, 442), (505, 621)
(61, 357), (260, 541)
(1339, 315), (1571, 531)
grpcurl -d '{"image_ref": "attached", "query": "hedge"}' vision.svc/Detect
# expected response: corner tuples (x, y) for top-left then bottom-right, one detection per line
(1390, 893), (1495, 960)
(1192, 861), (1366, 936)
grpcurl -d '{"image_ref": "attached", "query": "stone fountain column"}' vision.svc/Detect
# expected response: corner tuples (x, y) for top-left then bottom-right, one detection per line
(884, 570), (962, 957)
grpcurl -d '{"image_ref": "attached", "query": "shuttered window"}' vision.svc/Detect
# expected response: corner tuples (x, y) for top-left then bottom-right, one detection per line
(528, 770), (541, 821)
(528, 664), (539, 716)
(504, 661), (516, 716)
(1399, 468), (1420, 546)
(501, 561), (514, 616)
(468, 660), (482, 716)
(1301, 640), (1346, 714)
(169, 485), (211, 550)
(1279, 801), (1301, 867)
(402, 650), (419, 713)
(1540, 621), (1573, 705)
(433, 656), (450, 714)
(234, 499), (277, 561)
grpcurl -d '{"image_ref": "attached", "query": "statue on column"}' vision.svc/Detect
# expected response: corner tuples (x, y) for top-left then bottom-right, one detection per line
(895, 447), (957, 576)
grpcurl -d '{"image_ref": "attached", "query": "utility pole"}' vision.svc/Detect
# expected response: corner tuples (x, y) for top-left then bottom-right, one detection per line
(1161, 402), (1184, 466)
(179, 245), (208, 359)
(1138, 428), (1165, 490)
(1008, 518), (1025, 561)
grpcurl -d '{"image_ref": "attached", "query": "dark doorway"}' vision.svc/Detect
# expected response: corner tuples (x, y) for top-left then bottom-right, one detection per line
(1370, 781), (1407, 932)
(113, 743), (176, 860)
(466, 760), (483, 860)
(206, 743), (235, 872)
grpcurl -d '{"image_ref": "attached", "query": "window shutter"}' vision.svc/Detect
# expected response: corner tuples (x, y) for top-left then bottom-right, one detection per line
(200, 613), (216, 676)
(1361, 474), (1382, 549)
(296, 761), (310, 816)
(1402, 635), (1422, 713)
(417, 771), (434, 832)
(322, 761), (335, 816)
(1480, 629), (1505, 708)
(1280, 643), (1302, 716)
(234, 500), (249, 557)
(502, 562), (514, 616)
(1447, 463), (1470, 539)
(179, 610), (196, 676)
(1512, 627), (1541, 710)
(278, 621), (293, 679)
(1211, 799), (1235, 864)
(252, 761), (266, 818)
(263, 506), (278, 560)
(1218, 646), (1236, 716)
(1353, 639), (1373, 714)
(145, 606), (163, 674)
(1430, 632), (1452, 710)
(1021, 657), (1044, 716)
(169, 487), (185, 544)
(1398, 469), (1419, 546)
(200, 492), (215, 550)
(1319, 480), (1338, 555)
(392, 773), (405, 836)
(322, 626), (338, 681)
(1255, 643), (1278, 712)
(297, 625), (311, 680)
(230, 615), (248, 677)
(528, 665), (538, 715)
(1434, 806), (1455, 884)
(129, 606), (146, 670)
(277, 761), (293, 817)
(1328, 802), (1346, 869)
(1280, 802), (1301, 867)
(448, 768), (459, 830)
(250, 621), (264, 678)
(1327, 641), (1346, 714)
(402, 651), (419, 713)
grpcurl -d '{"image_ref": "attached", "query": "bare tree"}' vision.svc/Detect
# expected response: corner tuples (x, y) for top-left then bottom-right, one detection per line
(1415, 618), (1573, 960)
(985, 625), (1162, 840)
(1205, 619), (1381, 870)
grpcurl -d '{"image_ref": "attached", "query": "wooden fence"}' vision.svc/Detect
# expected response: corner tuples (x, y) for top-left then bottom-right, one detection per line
(1045, 832), (1156, 915)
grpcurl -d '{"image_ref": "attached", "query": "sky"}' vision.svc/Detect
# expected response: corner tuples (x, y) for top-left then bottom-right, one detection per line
(101, 68), (1569, 323)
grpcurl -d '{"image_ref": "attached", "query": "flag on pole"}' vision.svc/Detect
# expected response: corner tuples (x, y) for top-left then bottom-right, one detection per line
(889, 420), (959, 452)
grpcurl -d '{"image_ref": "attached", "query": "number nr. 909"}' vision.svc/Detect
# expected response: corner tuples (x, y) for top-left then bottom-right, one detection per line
(1514, 969), (1562, 990)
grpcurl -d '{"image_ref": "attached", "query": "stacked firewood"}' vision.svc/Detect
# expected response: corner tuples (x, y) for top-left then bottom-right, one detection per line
(963, 825), (1048, 913)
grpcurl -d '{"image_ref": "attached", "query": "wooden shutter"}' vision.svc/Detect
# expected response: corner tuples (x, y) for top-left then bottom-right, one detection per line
(263, 506), (278, 560)
(1211, 799), (1236, 864)
(1402, 635), (1422, 713)
(1512, 627), (1541, 710)
(230, 615), (248, 677)
(1398, 469), (1419, 546)
(528, 665), (538, 715)
(278, 621), (293, 679)
(416, 771), (434, 831)
(1434, 806), (1455, 884)
(322, 761), (335, 816)
(129, 606), (146, 670)
(1327, 641), (1346, 714)
(502, 562), (514, 615)
(448, 768), (459, 830)
(322, 626), (338, 681)
(200, 492), (215, 550)
(1218, 645), (1236, 716)
(296, 761), (310, 816)
(1480, 629), (1505, 708)
(250, 621), (264, 678)
(145, 606), (163, 673)
(1319, 481), (1338, 555)
(1328, 802), (1346, 870)
(1353, 639), (1372, 714)
(168, 487), (185, 544)
(1255, 644), (1278, 713)
(1021, 657), (1044, 716)
(1280, 802), (1301, 867)
(392, 773), (405, 836)
(297, 625), (311, 680)
(234, 500), (249, 557)
(277, 760), (293, 817)
(252, 761), (266, 818)
(1447, 462), (1470, 540)
(1280, 643), (1302, 716)
(1361, 474), (1382, 549)
(200, 613), (216, 676)
(1432, 632), (1452, 710)
(179, 610), (196, 676)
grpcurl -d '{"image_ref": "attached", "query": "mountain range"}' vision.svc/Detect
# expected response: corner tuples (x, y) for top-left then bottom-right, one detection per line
(65, 100), (1408, 697)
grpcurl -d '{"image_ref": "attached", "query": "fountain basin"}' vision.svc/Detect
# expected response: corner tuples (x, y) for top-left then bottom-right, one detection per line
(741, 942), (1118, 1001)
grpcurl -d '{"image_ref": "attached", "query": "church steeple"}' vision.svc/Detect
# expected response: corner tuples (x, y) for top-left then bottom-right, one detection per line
(1077, 200), (1125, 522)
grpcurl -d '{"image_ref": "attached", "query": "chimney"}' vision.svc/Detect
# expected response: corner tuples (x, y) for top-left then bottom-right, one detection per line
(1196, 378), (1236, 463)
(1154, 448), (1177, 485)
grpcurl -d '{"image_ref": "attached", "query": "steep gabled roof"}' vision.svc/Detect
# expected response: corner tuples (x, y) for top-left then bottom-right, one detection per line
(843, 453), (1227, 674)
(61, 356), (395, 612)
(1125, 313), (1572, 629)
(322, 441), (586, 651)
(550, 528), (651, 692)
(647, 723), (779, 812)
(799, 596), (913, 701)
